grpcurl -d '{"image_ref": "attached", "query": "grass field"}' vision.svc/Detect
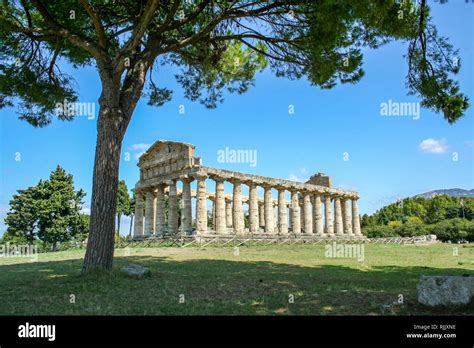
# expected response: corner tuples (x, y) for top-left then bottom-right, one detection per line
(0, 243), (473, 315)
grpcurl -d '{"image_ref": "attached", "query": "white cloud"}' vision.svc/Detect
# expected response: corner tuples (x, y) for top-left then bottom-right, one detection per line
(131, 143), (151, 160)
(288, 167), (310, 182)
(132, 143), (151, 151)
(418, 138), (449, 154)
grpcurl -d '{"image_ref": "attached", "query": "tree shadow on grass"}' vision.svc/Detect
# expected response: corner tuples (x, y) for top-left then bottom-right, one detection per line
(0, 255), (472, 316)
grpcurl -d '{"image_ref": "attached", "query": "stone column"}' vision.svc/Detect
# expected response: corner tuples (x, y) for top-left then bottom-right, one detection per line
(277, 189), (288, 234)
(258, 202), (265, 229)
(232, 181), (244, 234)
(288, 203), (292, 230)
(300, 203), (304, 232)
(291, 191), (301, 234)
(144, 190), (155, 236)
(152, 193), (157, 235)
(249, 184), (259, 233)
(324, 196), (334, 235)
(210, 198), (215, 229)
(225, 199), (233, 228)
(264, 186), (274, 233)
(155, 184), (166, 236)
(168, 180), (179, 234)
(196, 176), (207, 234)
(303, 192), (313, 234)
(313, 195), (324, 236)
(334, 197), (343, 235)
(352, 198), (362, 236)
(274, 204), (278, 229)
(182, 178), (193, 234)
(133, 191), (144, 238)
(215, 178), (226, 234)
(342, 199), (352, 235)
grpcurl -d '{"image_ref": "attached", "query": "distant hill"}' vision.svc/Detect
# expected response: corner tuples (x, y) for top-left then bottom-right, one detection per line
(414, 188), (474, 199)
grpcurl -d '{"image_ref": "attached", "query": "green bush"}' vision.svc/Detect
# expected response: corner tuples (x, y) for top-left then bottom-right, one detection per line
(429, 218), (474, 242)
(362, 225), (398, 238)
(394, 222), (429, 237)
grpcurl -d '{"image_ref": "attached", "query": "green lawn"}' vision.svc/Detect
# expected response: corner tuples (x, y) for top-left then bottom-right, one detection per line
(0, 243), (473, 315)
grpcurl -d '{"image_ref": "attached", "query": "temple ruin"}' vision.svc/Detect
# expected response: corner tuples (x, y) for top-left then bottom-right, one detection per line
(132, 140), (362, 239)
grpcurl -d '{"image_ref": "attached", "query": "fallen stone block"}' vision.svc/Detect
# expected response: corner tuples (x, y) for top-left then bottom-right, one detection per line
(120, 264), (151, 279)
(417, 275), (474, 306)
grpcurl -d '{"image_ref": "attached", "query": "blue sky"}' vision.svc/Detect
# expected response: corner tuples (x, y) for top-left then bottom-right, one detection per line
(1, 1), (473, 236)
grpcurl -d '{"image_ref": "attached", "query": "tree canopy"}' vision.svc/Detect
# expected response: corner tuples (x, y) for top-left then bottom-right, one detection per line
(1, 0), (468, 124)
(361, 195), (474, 227)
(4, 165), (87, 249)
(116, 179), (130, 238)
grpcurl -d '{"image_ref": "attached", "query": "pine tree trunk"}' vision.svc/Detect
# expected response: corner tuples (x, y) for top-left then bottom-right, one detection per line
(82, 106), (126, 273)
(82, 60), (148, 274)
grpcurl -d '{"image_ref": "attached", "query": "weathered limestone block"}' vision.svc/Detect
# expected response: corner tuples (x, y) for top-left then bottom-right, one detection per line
(417, 276), (474, 306)
(121, 264), (151, 279)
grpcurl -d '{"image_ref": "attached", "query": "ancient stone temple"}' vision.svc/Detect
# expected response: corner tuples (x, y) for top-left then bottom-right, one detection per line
(132, 140), (362, 239)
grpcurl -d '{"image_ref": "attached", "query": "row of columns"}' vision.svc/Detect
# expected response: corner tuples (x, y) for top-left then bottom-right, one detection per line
(133, 176), (362, 238)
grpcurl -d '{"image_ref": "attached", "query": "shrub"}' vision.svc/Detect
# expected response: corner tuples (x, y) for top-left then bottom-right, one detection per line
(394, 222), (429, 237)
(362, 225), (398, 238)
(388, 220), (403, 228)
(429, 218), (474, 242)
(406, 216), (424, 225)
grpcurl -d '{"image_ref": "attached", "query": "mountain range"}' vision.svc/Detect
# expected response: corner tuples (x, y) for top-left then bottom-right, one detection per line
(414, 188), (474, 199)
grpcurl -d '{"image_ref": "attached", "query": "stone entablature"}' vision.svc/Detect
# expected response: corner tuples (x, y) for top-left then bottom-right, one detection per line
(133, 140), (362, 239)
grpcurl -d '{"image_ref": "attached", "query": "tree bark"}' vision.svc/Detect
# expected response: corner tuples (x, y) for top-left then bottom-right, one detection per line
(82, 105), (126, 273)
(82, 59), (148, 274)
